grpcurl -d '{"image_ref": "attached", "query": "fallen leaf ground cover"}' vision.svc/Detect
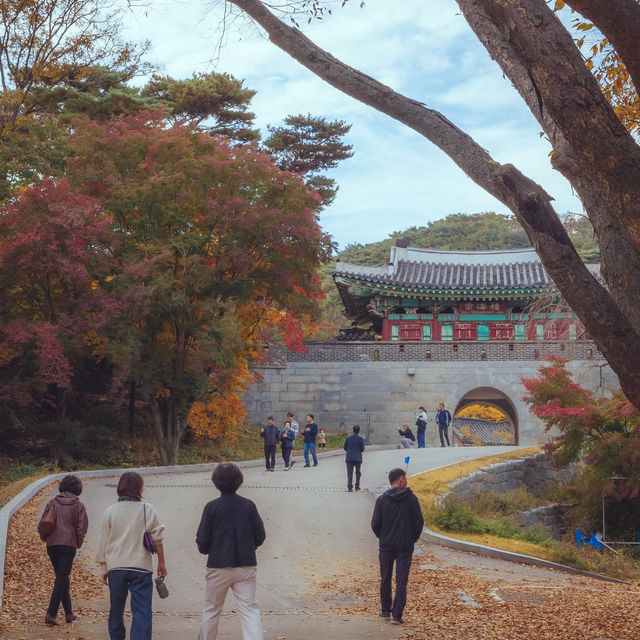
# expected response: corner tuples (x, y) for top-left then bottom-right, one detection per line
(320, 543), (640, 640)
(0, 489), (102, 638)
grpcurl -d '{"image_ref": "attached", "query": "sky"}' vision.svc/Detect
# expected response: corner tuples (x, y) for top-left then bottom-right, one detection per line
(121, 0), (584, 249)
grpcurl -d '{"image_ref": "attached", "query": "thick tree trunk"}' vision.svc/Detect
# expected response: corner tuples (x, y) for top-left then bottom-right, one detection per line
(148, 393), (183, 466)
(129, 379), (136, 439)
(565, 0), (640, 93)
(225, 0), (640, 407)
(456, 0), (640, 337)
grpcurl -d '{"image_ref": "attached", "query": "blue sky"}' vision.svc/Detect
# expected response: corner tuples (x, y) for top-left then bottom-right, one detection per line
(122, 0), (584, 248)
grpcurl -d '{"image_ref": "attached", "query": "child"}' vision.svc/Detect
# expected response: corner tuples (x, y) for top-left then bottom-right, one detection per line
(317, 427), (326, 449)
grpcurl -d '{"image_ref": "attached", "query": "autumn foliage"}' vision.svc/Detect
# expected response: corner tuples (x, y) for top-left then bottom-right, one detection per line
(522, 357), (640, 536)
(0, 111), (332, 465)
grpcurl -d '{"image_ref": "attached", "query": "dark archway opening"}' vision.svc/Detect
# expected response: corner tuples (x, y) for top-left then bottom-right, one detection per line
(453, 387), (519, 445)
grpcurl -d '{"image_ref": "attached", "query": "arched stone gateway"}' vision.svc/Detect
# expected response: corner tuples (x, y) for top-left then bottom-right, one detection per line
(246, 245), (619, 445)
(243, 342), (619, 447)
(453, 387), (520, 445)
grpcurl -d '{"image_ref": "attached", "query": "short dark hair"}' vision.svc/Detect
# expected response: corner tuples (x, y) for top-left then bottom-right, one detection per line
(419, 406), (426, 411)
(117, 471), (144, 500)
(388, 468), (406, 485)
(212, 463), (243, 494)
(307, 413), (314, 420)
(59, 474), (82, 496)
(287, 412), (294, 418)
(352, 424), (360, 433)
(267, 416), (274, 421)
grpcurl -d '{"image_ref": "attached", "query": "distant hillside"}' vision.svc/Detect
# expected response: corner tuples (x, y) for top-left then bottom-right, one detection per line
(335, 211), (598, 265)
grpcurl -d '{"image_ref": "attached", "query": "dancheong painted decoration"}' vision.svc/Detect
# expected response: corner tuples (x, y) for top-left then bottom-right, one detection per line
(333, 240), (597, 342)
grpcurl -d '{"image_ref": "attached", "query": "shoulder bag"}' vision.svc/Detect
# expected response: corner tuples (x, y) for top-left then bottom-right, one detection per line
(142, 503), (157, 554)
(37, 501), (57, 539)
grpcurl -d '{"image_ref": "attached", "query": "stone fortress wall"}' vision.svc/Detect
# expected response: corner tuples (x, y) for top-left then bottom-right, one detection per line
(243, 341), (618, 446)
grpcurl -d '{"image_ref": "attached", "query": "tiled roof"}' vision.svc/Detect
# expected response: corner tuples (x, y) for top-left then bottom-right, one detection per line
(335, 247), (552, 291)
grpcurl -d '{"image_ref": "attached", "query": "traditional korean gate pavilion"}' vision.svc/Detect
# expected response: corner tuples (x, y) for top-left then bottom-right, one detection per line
(333, 242), (587, 343)
(243, 242), (614, 446)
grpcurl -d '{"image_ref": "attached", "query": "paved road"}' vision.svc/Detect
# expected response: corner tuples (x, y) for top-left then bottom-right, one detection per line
(47, 446), (520, 639)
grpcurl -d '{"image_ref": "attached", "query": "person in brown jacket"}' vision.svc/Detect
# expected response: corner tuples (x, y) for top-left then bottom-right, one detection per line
(39, 474), (89, 626)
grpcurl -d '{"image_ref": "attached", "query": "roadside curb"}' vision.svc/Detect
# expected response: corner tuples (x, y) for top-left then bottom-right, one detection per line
(0, 444), (388, 608)
(419, 526), (628, 584)
(369, 469), (628, 585)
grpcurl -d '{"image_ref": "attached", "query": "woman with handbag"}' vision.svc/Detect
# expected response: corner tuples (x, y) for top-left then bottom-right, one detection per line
(39, 474), (88, 626)
(97, 471), (167, 640)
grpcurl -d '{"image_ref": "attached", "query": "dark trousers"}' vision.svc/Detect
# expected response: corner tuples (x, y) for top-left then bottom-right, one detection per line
(417, 431), (426, 448)
(346, 461), (361, 490)
(438, 423), (450, 446)
(264, 444), (277, 469)
(47, 544), (76, 616)
(379, 549), (413, 621)
(281, 446), (292, 467)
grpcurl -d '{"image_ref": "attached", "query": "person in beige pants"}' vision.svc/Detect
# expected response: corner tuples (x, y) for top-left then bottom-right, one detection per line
(196, 463), (266, 640)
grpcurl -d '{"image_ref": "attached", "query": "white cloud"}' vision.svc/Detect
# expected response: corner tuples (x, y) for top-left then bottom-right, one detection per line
(120, 0), (584, 248)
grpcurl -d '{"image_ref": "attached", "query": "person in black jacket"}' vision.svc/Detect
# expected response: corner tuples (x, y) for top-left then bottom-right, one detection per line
(371, 468), (424, 625)
(343, 425), (365, 491)
(260, 416), (280, 471)
(398, 423), (416, 449)
(196, 463), (266, 640)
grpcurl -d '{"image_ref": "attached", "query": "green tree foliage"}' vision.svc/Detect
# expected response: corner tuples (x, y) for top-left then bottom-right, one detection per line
(264, 113), (353, 206)
(0, 0), (151, 200)
(522, 357), (640, 538)
(141, 72), (259, 141)
(561, 212), (600, 263)
(338, 212), (531, 266)
(63, 112), (332, 464)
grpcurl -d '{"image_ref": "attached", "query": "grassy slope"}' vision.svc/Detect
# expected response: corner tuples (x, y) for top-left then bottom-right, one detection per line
(408, 447), (640, 579)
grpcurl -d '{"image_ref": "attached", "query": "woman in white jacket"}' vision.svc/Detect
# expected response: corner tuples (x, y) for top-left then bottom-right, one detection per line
(97, 471), (167, 640)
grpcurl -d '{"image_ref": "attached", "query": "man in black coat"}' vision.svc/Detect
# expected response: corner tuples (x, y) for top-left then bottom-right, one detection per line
(343, 424), (365, 491)
(371, 468), (424, 625)
(260, 416), (280, 471)
(196, 463), (266, 640)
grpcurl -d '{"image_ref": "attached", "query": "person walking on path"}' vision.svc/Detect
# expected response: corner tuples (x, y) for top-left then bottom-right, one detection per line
(287, 412), (299, 439)
(371, 468), (424, 625)
(280, 420), (296, 470)
(397, 423), (416, 449)
(97, 471), (167, 640)
(39, 474), (89, 626)
(343, 425), (365, 491)
(435, 403), (452, 447)
(260, 417), (280, 471)
(303, 414), (319, 467)
(415, 407), (428, 448)
(196, 463), (266, 640)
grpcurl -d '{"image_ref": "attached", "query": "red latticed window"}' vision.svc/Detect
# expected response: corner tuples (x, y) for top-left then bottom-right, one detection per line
(453, 323), (477, 340)
(490, 323), (514, 340)
(546, 319), (569, 340)
(399, 322), (423, 341)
